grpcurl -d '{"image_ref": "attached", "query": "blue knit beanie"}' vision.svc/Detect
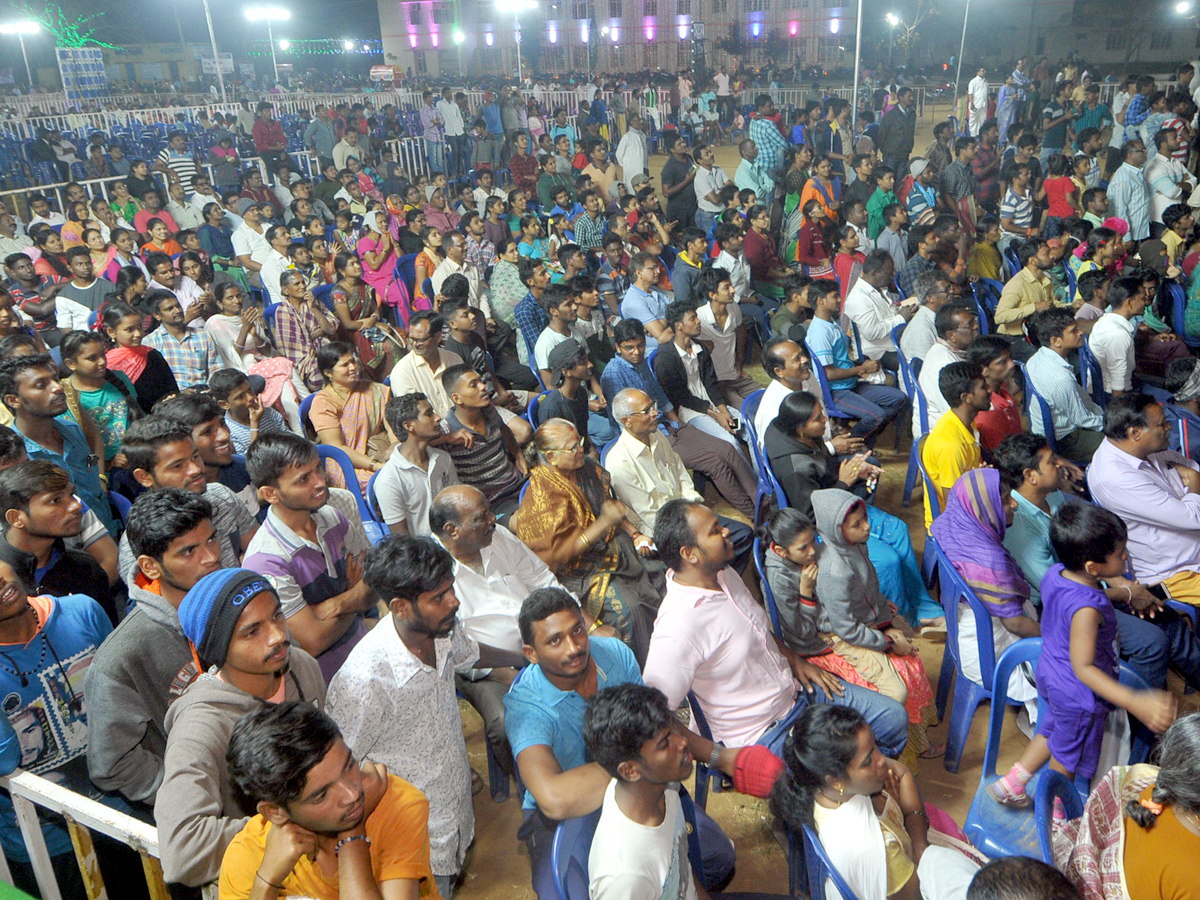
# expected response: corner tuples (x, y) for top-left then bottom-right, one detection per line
(178, 568), (277, 667)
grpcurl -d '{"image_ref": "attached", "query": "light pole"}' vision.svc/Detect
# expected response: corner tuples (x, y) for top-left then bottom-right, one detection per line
(0, 21), (38, 88)
(163, 1), (194, 84)
(885, 12), (899, 68)
(953, 0), (971, 114)
(202, 0), (227, 104)
(850, 0), (863, 132)
(245, 6), (291, 85)
(496, 0), (537, 83)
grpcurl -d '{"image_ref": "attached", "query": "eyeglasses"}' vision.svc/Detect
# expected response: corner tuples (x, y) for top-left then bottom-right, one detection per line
(551, 441), (583, 454)
(633, 402), (659, 416)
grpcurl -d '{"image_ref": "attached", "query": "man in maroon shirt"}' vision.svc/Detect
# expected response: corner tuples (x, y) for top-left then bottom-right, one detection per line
(239, 169), (283, 219)
(251, 101), (288, 167)
(507, 133), (540, 197)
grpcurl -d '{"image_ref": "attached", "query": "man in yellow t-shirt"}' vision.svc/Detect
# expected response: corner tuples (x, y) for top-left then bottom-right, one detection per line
(218, 702), (439, 900)
(921, 361), (989, 528)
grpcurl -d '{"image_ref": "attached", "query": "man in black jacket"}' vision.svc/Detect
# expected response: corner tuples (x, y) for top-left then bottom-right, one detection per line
(652, 301), (742, 448)
(877, 87), (917, 176)
(0, 460), (116, 623)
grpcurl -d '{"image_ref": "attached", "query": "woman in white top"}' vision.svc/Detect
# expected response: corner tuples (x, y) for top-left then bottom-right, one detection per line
(205, 281), (307, 431)
(771, 705), (981, 900)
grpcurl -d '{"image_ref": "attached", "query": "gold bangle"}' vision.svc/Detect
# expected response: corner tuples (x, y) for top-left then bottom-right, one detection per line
(588, 619), (601, 634)
(578, 531), (592, 548)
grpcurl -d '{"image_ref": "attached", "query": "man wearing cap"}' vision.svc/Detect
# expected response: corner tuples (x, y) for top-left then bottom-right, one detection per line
(326, 535), (528, 899)
(615, 114), (649, 193)
(906, 159), (940, 227)
(533, 339), (617, 449)
(155, 569), (326, 890)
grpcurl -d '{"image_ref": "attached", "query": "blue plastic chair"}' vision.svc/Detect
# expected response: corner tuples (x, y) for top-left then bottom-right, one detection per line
(527, 390), (553, 427)
(892, 323), (923, 507)
(313, 283), (336, 311)
(530, 354), (546, 390)
(740, 389), (783, 526)
(803, 339), (855, 421)
(686, 691), (728, 809)
(1034, 771), (1085, 863)
(316, 445), (388, 544)
(396, 252), (419, 297)
(108, 490), (133, 526)
(915, 433), (942, 523)
(1164, 280), (1200, 349)
(753, 537), (783, 637)
(963, 636), (1150, 858)
(800, 824), (865, 900)
(927, 532), (1019, 772)
(598, 437), (618, 466)
(299, 392), (315, 435)
(1077, 336), (1106, 406)
(263, 302), (279, 335)
(968, 282), (993, 334)
(1021, 364), (1062, 455)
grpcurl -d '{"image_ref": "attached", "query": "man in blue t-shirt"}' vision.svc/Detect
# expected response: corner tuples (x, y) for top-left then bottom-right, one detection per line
(804, 280), (908, 442)
(505, 587), (737, 900)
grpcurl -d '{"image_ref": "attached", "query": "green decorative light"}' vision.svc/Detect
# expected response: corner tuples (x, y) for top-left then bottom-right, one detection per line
(18, 3), (118, 49)
(247, 37), (382, 57)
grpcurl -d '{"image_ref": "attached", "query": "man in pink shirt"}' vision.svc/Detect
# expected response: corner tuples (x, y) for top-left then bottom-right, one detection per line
(643, 499), (908, 757)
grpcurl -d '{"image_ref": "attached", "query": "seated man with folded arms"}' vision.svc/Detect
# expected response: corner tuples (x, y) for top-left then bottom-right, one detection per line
(217, 702), (438, 900)
(1024, 308), (1106, 463)
(607, 388), (753, 572)
(504, 587), (745, 900)
(643, 499), (909, 761)
(1089, 392), (1200, 607)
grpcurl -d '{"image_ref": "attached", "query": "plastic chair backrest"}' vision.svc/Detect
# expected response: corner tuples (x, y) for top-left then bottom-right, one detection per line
(1077, 336), (1105, 406)
(549, 808), (602, 900)
(646, 347), (658, 370)
(741, 389), (765, 473)
(598, 437), (618, 466)
(1020, 364), (1061, 453)
(366, 470), (382, 521)
(396, 252), (419, 295)
(801, 824), (866, 900)
(803, 339), (852, 419)
(108, 490), (132, 526)
(850, 321), (864, 359)
(915, 433), (941, 519)
(929, 534), (1004, 704)
(753, 537), (783, 636)
(299, 392), (316, 434)
(315, 445), (384, 540)
(528, 390), (553, 427)
(1034, 770), (1085, 863)
(313, 283), (336, 311)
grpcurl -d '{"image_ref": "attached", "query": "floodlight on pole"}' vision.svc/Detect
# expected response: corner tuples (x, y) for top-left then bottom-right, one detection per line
(495, 0), (537, 82)
(953, 0), (971, 116)
(245, 6), (291, 84)
(0, 21), (39, 88)
(885, 12), (899, 66)
(1177, 1), (1192, 14)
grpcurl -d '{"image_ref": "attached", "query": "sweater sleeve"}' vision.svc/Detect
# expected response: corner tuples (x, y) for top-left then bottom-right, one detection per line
(155, 719), (249, 886)
(83, 668), (165, 802)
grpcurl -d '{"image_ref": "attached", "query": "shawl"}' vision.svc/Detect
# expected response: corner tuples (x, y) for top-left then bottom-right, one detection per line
(810, 793), (894, 900)
(106, 345), (151, 383)
(930, 468), (1030, 618)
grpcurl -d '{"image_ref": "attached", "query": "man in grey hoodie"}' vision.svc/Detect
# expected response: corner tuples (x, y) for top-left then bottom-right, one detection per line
(156, 567), (326, 890)
(84, 490), (223, 807)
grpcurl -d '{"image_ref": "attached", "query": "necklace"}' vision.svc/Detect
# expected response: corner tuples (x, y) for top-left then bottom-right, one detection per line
(0, 607), (44, 687)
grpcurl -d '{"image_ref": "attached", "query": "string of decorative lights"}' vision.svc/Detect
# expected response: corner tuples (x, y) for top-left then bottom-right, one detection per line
(246, 37), (382, 57)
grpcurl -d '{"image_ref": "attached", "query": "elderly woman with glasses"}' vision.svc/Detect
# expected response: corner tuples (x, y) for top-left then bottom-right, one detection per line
(273, 270), (340, 392)
(514, 418), (666, 664)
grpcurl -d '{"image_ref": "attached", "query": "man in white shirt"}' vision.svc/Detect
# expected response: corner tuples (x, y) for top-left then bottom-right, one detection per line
(843, 251), (915, 373)
(390, 310), (466, 420)
(256, 224), (294, 307)
(429, 484), (570, 781)
(331, 129), (362, 172)
(968, 66), (990, 136)
(583, 684), (704, 900)
(230, 204), (272, 285)
(27, 195), (66, 230)
(915, 304), (980, 437)
(432, 232), (490, 314)
(615, 114), (650, 192)
(607, 388), (752, 572)
(373, 393), (459, 536)
(898, 270), (953, 362)
(642, 499), (908, 757)
(695, 267), (760, 409)
(438, 87), (467, 178)
(325, 534), (526, 900)
(754, 338), (864, 458)
(1144, 128), (1192, 225)
(1089, 275), (1145, 397)
(692, 143), (732, 234)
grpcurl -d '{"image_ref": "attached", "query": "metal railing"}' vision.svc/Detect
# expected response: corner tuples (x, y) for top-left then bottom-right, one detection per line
(0, 769), (216, 900)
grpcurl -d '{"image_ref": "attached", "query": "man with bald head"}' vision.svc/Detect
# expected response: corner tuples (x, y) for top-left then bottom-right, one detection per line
(606, 388), (753, 573)
(430, 484), (600, 778)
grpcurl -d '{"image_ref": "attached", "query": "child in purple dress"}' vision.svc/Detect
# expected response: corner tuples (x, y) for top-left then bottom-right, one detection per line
(990, 503), (1176, 813)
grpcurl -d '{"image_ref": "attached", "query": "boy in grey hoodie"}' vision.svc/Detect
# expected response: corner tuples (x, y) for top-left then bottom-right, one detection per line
(84, 489), (223, 807)
(156, 568), (326, 889)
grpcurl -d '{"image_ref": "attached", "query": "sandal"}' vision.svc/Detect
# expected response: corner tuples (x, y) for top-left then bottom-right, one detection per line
(989, 777), (1032, 809)
(917, 741), (946, 759)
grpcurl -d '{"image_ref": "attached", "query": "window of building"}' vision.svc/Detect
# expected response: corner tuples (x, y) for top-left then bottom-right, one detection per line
(433, 6), (451, 24)
(409, 4), (422, 24)
(414, 50), (427, 73)
(1105, 32), (1126, 50)
(1035, 35), (1045, 54)
(712, 0), (728, 11)
(747, 0), (769, 10)
(677, 0), (690, 13)
(645, 0), (658, 14)
(571, 0), (588, 17)
(610, 0), (623, 15)
(1151, 30), (1172, 49)
(544, 44), (567, 70)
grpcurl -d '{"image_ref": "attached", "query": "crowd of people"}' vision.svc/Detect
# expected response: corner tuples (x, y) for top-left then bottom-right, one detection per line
(0, 54), (1198, 900)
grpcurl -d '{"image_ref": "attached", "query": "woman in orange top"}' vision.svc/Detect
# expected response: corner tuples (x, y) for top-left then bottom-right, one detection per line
(141, 217), (183, 257)
(798, 155), (843, 222)
(795, 198), (835, 280)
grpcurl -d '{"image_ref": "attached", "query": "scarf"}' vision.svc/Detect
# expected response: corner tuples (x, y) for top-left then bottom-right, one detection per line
(1175, 361), (1200, 403)
(106, 345), (151, 383)
(929, 468), (1030, 618)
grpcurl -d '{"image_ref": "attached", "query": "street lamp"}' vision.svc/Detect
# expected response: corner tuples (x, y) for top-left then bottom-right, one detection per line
(245, 6), (291, 85)
(0, 21), (38, 88)
(1178, 1), (1192, 13)
(495, 0), (537, 83)
(953, 0), (971, 115)
(885, 12), (899, 67)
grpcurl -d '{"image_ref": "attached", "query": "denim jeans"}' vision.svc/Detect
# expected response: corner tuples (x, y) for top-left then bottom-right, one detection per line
(696, 208), (718, 234)
(425, 138), (446, 174)
(756, 680), (910, 759)
(1116, 605), (1200, 690)
(830, 381), (910, 441)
